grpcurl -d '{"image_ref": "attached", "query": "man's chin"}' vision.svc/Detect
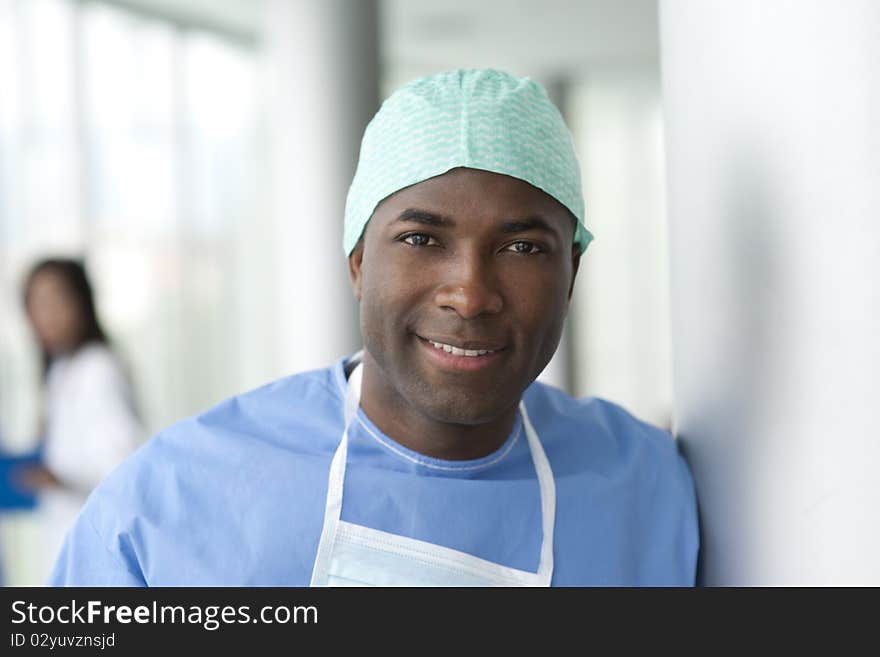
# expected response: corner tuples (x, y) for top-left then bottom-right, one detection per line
(416, 394), (512, 428)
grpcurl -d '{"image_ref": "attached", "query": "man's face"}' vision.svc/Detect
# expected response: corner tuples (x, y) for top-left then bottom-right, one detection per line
(349, 167), (580, 427)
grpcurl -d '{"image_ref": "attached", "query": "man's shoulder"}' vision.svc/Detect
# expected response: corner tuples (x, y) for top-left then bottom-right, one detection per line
(524, 381), (687, 478)
(81, 362), (345, 516)
(193, 360), (345, 440)
(526, 382), (697, 552)
(525, 381), (671, 441)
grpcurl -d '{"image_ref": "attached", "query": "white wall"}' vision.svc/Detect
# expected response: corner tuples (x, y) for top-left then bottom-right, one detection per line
(661, 0), (880, 585)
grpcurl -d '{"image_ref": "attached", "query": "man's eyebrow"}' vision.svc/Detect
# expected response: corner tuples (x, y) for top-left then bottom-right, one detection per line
(500, 216), (561, 237)
(393, 209), (562, 237)
(393, 208), (455, 227)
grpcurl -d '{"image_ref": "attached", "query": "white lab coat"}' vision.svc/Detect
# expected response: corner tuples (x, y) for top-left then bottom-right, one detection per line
(38, 342), (143, 579)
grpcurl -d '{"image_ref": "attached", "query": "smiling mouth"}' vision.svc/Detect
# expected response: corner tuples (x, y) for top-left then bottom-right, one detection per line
(428, 340), (495, 357)
(415, 335), (505, 357)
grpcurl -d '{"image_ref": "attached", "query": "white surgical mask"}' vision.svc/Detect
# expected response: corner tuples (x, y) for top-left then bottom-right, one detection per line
(310, 357), (555, 586)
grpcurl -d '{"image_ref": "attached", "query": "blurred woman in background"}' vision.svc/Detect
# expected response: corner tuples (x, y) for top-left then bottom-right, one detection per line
(19, 257), (142, 580)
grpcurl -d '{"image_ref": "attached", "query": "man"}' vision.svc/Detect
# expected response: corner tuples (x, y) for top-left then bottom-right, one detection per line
(49, 69), (698, 586)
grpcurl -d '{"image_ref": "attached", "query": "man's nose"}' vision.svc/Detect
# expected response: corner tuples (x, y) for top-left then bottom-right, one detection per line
(433, 253), (504, 319)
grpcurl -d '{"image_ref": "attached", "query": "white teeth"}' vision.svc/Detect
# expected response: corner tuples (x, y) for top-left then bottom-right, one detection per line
(429, 340), (493, 357)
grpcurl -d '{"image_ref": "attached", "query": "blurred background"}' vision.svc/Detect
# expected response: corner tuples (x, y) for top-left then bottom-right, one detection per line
(4, 0), (876, 587)
(0, 0), (671, 585)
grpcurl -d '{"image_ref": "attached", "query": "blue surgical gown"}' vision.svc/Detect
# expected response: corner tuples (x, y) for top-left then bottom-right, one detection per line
(48, 356), (699, 586)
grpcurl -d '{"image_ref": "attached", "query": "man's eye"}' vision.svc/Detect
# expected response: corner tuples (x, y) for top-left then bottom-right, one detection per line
(401, 233), (437, 247)
(504, 241), (542, 255)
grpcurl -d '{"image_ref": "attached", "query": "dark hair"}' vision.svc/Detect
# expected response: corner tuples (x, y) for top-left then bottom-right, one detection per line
(22, 258), (108, 378)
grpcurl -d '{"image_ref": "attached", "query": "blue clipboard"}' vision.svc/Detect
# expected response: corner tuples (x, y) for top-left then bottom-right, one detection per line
(0, 450), (41, 510)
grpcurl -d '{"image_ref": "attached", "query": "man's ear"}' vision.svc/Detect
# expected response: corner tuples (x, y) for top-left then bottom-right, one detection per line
(348, 239), (365, 302)
(567, 245), (581, 301)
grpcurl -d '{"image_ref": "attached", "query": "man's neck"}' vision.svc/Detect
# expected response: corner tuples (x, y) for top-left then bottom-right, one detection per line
(355, 355), (519, 461)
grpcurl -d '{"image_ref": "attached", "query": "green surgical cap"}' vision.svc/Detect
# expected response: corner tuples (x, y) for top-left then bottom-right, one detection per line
(343, 68), (593, 256)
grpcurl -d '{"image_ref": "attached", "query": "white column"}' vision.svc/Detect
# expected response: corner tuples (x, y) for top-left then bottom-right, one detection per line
(661, 0), (880, 585)
(263, 0), (379, 376)
(566, 65), (673, 429)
